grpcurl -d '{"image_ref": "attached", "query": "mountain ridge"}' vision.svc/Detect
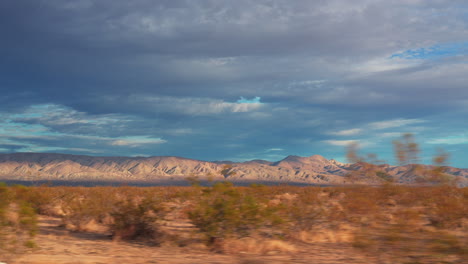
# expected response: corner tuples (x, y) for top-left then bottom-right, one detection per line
(0, 152), (466, 186)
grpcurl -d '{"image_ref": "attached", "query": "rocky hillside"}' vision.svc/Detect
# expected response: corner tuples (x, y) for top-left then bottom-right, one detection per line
(0, 153), (466, 186)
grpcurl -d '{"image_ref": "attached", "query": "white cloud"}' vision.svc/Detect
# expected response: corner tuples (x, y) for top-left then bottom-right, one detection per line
(353, 57), (422, 74)
(329, 128), (362, 136)
(130, 95), (264, 115)
(167, 128), (194, 135)
(427, 135), (468, 145)
(11, 104), (127, 126)
(15, 146), (102, 154)
(368, 118), (426, 130)
(110, 136), (166, 147)
(265, 148), (283, 152)
(0, 105), (168, 153)
(378, 132), (406, 138)
(323, 139), (359, 146)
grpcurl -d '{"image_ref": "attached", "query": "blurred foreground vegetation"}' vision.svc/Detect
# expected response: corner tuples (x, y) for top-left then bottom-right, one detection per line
(0, 182), (466, 263)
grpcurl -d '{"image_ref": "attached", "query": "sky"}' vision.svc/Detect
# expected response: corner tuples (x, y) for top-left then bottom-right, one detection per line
(0, 0), (467, 167)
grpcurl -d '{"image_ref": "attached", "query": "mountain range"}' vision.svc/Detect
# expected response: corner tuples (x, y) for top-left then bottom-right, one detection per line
(0, 153), (467, 186)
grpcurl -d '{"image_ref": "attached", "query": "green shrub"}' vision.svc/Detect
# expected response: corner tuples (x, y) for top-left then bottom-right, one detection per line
(188, 182), (283, 242)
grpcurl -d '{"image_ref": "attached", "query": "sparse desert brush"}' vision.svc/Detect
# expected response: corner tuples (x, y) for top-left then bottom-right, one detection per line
(188, 182), (285, 243)
(427, 188), (466, 228)
(346, 185), (467, 262)
(110, 195), (165, 243)
(0, 184), (38, 259)
(0, 182), (464, 260)
(60, 187), (116, 231)
(353, 224), (467, 262)
(278, 188), (324, 232)
(338, 187), (382, 223)
(11, 185), (68, 216)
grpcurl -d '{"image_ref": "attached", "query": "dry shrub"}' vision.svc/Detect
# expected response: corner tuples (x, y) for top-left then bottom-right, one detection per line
(427, 187), (466, 228)
(0, 184), (38, 261)
(188, 182), (285, 242)
(11, 185), (61, 215)
(353, 227), (467, 262)
(296, 224), (354, 243)
(60, 189), (110, 231)
(350, 186), (467, 262)
(110, 195), (164, 243)
(338, 187), (381, 223)
(279, 190), (324, 232)
(53, 186), (167, 243)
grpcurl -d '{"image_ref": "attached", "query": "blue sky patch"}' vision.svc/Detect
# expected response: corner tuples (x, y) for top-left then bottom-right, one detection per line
(391, 42), (468, 60)
(237, 96), (261, 104)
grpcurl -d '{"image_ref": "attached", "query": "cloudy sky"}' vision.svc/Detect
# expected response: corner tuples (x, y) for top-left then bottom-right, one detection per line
(1, 0), (467, 167)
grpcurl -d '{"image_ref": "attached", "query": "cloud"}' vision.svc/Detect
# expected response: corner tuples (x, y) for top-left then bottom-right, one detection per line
(323, 140), (359, 147)
(265, 148), (283, 152)
(427, 135), (468, 145)
(329, 128), (363, 136)
(1, 1), (468, 167)
(378, 132), (406, 138)
(15, 146), (103, 154)
(0, 104), (167, 155)
(166, 128), (194, 135)
(124, 95), (264, 116)
(368, 119), (426, 130)
(10, 104), (125, 127)
(110, 136), (166, 147)
(327, 118), (425, 138)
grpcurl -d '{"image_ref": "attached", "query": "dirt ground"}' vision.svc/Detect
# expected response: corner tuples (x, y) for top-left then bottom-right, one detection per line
(5, 215), (385, 264)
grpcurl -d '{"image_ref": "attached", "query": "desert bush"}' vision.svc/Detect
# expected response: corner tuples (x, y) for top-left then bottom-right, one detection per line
(348, 185), (467, 262)
(110, 195), (164, 243)
(60, 187), (115, 231)
(279, 188), (324, 232)
(11, 185), (65, 216)
(338, 187), (381, 223)
(188, 182), (284, 242)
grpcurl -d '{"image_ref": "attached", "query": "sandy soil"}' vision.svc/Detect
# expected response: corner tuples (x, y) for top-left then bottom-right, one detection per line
(6, 216), (381, 264)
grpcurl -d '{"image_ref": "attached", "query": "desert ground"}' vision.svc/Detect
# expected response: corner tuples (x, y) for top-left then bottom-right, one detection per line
(11, 215), (381, 264)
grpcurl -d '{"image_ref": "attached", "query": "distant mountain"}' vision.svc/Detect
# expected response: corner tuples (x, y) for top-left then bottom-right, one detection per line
(0, 153), (466, 186)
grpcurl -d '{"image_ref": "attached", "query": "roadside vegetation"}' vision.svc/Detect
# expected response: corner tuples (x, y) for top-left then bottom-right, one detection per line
(0, 183), (466, 263)
(0, 183), (38, 261)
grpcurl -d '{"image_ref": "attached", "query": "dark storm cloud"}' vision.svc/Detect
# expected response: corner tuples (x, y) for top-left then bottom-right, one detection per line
(2, 0), (466, 102)
(0, 0), (467, 166)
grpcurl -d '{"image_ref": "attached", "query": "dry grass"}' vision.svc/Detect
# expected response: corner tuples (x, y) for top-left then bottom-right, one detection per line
(221, 237), (297, 254)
